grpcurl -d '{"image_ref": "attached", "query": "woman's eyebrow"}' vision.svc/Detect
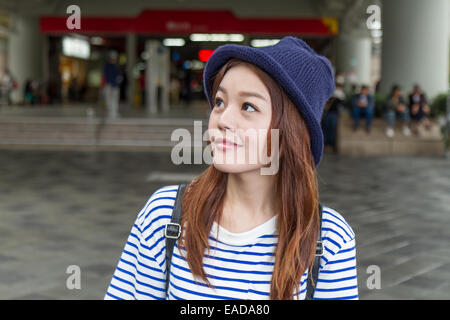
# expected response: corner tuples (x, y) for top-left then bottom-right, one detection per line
(217, 86), (267, 102)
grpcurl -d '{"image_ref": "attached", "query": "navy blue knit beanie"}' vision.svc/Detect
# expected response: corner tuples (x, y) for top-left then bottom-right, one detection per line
(202, 36), (335, 168)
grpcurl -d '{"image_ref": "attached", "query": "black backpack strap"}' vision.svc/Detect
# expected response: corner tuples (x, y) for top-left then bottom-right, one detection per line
(305, 203), (323, 300)
(164, 183), (186, 294)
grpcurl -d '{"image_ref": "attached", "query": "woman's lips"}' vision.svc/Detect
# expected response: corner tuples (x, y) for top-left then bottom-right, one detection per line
(216, 142), (240, 151)
(214, 138), (241, 151)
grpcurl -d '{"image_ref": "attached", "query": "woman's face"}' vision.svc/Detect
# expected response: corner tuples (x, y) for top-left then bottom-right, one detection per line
(208, 64), (273, 174)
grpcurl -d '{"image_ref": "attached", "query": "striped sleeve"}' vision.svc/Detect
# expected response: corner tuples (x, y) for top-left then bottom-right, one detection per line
(104, 186), (177, 300)
(312, 207), (358, 300)
(313, 237), (358, 300)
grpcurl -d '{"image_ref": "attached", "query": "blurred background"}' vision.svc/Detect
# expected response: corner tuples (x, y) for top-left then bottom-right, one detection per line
(0, 0), (449, 300)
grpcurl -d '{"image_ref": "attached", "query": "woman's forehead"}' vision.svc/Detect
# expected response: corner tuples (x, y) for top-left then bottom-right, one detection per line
(219, 65), (270, 98)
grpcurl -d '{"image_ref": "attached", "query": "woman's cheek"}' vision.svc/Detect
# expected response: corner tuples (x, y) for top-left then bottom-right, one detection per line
(242, 134), (267, 166)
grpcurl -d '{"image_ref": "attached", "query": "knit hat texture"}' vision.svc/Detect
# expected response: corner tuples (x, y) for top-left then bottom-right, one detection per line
(203, 36), (335, 168)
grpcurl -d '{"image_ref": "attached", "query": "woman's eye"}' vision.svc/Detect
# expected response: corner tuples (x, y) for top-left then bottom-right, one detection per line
(243, 103), (257, 112)
(214, 98), (257, 112)
(214, 98), (224, 108)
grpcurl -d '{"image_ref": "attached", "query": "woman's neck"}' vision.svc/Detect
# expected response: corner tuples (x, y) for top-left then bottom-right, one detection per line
(219, 171), (278, 233)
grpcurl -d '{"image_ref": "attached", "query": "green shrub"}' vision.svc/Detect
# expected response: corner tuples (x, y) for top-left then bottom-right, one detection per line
(442, 126), (449, 152)
(374, 93), (386, 118)
(432, 92), (450, 152)
(430, 92), (448, 118)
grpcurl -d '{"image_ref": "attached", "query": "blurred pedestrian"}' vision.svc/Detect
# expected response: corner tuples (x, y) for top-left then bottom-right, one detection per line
(40, 81), (50, 105)
(351, 85), (374, 133)
(24, 79), (34, 105)
(322, 82), (346, 152)
(32, 80), (41, 104)
(119, 65), (128, 102)
(68, 77), (78, 102)
(384, 85), (411, 138)
(103, 51), (122, 119)
(170, 77), (180, 105)
(183, 68), (193, 106)
(139, 69), (146, 107)
(0, 69), (17, 106)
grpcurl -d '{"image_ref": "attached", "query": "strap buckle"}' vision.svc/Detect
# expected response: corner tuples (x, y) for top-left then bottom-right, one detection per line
(315, 241), (323, 256)
(165, 223), (181, 239)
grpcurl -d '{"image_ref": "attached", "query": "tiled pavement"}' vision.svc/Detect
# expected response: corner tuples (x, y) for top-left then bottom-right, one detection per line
(0, 149), (449, 299)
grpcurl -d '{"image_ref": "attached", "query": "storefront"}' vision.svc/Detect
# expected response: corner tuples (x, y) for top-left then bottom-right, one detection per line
(40, 9), (337, 110)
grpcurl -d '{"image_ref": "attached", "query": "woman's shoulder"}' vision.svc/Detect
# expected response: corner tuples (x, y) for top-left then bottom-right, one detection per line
(135, 184), (180, 242)
(320, 205), (356, 251)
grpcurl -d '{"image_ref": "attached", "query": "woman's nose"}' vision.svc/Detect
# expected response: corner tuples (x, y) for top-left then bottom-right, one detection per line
(217, 104), (237, 132)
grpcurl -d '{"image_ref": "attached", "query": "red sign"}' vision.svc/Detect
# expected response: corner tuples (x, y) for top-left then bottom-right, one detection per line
(198, 50), (214, 62)
(40, 9), (337, 36)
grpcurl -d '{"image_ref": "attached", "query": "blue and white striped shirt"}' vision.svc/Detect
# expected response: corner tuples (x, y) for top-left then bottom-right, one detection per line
(105, 185), (358, 300)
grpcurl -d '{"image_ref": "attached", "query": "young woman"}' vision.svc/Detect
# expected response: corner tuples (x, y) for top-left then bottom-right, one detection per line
(105, 36), (358, 300)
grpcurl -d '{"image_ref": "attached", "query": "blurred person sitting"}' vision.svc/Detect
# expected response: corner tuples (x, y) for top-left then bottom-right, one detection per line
(322, 82), (346, 153)
(384, 85), (411, 138)
(408, 84), (431, 134)
(351, 85), (374, 134)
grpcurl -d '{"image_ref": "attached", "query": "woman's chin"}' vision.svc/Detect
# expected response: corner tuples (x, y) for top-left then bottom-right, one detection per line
(212, 162), (261, 174)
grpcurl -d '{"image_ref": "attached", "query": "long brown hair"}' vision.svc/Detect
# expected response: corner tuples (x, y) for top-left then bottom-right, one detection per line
(178, 58), (321, 300)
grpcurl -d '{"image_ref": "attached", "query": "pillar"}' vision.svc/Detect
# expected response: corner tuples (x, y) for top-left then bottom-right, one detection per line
(146, 40), (159, 114)
(7, 15), (43, 104)
(336, 33), (372, 91)
(379, 0), (449, 100)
